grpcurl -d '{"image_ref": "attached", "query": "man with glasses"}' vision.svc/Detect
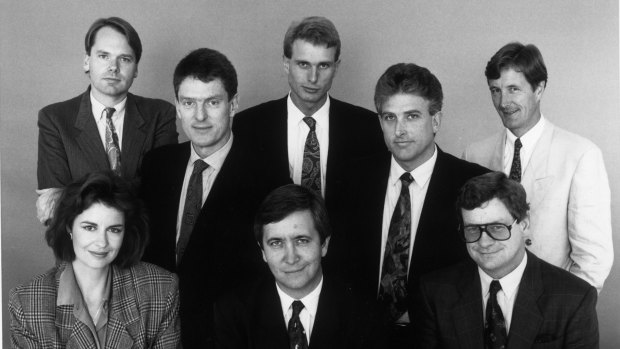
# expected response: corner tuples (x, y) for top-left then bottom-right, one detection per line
(413, 171), (598, 348)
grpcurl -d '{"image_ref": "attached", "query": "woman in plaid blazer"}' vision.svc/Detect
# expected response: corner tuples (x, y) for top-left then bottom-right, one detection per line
(9, 172), (181, 348)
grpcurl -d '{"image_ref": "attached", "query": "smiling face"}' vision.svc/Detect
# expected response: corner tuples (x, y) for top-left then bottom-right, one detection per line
(261, 210), (329, 299)
(378, 93), (440, 172)
(176, 77), (238, 158)
(488, 67), (544, 137)
(463, 198), (529, 279)
(83, 26), (138, 106)
(284, 39), (339, 116)
(71, 202), (125, 272)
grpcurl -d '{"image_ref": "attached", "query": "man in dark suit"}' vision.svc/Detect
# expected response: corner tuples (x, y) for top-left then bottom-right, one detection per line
(413, 172), (598, 348)
(141, 48), (282, 348)
(232, 16), (385, 214)
(334, 63), (488, 346)
(37, 17), (177, 223)
(214, 184), (382, 349)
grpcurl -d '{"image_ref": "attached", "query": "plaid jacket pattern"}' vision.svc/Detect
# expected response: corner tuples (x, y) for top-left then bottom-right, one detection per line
(9, 262), (181, 348)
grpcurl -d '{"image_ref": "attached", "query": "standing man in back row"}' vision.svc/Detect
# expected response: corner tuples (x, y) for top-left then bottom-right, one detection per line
(233, 16), (385, 216)
(464, 42), (612, 291)
(37, 17), (178, 223)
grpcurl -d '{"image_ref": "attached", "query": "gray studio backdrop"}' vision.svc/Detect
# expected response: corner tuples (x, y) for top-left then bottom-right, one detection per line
(2, 0), (618, 346)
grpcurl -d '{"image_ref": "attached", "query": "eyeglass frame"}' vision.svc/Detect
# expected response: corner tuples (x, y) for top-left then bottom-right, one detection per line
(460, 218), (518, 243)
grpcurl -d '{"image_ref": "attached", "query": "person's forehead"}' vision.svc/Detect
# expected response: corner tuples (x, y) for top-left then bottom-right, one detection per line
(177, 77), (228, 98)
(291, 39), (337, 60)
(461, 198), (512, 222)
(262, 210), (318, 240)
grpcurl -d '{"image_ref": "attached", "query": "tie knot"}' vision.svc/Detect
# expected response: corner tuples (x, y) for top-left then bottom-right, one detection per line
(490, 280), (502, 295)
(104, 107), (116, 120)
(193, 160), (209, 174)
(291, 300), (305, 316)
(514, 138), (522, 150)
(303, 117), (316, 131)
(400, 172), (414, 187)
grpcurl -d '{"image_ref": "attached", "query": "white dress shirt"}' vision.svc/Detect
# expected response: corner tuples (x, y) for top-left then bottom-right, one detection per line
(175, 135), (233, 242)
(276, 276), (323, 345)
(479, 252), (528, 333)
(503, 116), (546, 176)
(90, 92), (126, 150)
(287, 93), (330, 197)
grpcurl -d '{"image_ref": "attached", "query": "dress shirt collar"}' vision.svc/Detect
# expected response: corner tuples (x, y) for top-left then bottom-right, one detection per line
(506, 115), (546, 148)
(478, 251), (528, 301)
(287, 92), (330, 124)
(90, 91), (127, 122)
(189, 134), (234, 170)
(388, 144), (437, 188)
(276, 275), (323, 321)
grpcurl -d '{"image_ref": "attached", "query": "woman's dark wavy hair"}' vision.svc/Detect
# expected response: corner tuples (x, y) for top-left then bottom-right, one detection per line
(45, 171), (148, 268)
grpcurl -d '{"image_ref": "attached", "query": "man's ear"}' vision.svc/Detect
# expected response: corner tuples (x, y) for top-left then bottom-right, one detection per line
(432, 111), (442, 134)
(229, 93), (239, 117)
(534, 81), (545, 102)
(321, 236), (331, 257)
(83, 54), (90, 73)
(283, 55), (290, 74)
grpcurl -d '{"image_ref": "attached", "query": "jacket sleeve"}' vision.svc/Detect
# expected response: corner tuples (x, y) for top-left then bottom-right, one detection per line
(567, 145), (613, 292)
(37, 108), (71, 189)
(152, 274), (182, 349)
(8, 290), (41, 349)
(564, 286), (599, 348)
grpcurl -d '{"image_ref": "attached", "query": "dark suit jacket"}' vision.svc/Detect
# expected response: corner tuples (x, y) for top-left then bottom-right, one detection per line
(141, 140), (285, 349)
(413, 251), (599, 349)
(213, 275), (384, 349)
(232, 96), (385, 215)
(38, 87), (178, 189)
(8, 262), (180, 349)
(334, 147), (489, 304)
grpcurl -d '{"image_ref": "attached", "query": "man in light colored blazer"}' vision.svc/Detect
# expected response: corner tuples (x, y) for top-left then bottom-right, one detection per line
(463, 42), (612, 291)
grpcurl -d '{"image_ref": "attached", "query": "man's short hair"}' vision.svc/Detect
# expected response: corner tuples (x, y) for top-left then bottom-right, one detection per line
(84, 17), (142, 63)
(374, 63), (443, 115)
(283, 16), (341, 61)
(173, 48), (238, 100)
(254, 184), (332, 247)
(485, 42), (548, 91)
(456, 171), (530, 223)
(46, 171), (148, 269)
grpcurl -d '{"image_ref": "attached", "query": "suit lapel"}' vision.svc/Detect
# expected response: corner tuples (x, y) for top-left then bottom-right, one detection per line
(73, 89), (109, 171)
(120, 93), (146, 179)
(366, 154), (391, 292)
(521, 122), (554, 207)
(104, 266), (140, 348)
(255, 281), (289, 348)
(506, 252), (544, 349)
(268, 97), (290, 178)
(452, 262), (485, 349)
(309, 278), (340, 348)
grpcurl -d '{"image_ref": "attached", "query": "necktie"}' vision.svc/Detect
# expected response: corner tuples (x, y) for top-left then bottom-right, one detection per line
(301, 117), (321, 194)
(378, 172), (414, 321)
(176, 160), (209, 264)
(509, 138), (522, 182)
(485, 280), (508, 349)
(104, 107), (121, 175)
(288, 300), (309, 349)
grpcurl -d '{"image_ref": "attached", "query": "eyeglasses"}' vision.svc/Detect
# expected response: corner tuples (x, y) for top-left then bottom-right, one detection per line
(461, 219), (517, 243)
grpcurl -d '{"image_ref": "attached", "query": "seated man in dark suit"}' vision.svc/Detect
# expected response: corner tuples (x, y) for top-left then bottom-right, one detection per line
(333, 63), (489, 347)
(37, 17), (177, 224)
(214, 184), (383, 349)
(141, 48), (283, 348)
(413, 172), (598, 348)
(233, 16), (385, 215)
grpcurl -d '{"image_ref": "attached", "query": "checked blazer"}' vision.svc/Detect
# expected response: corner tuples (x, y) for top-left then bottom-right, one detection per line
(8, 262), (181, 349)
(38, 87), (178, 189)
(413, 250), (598, 349)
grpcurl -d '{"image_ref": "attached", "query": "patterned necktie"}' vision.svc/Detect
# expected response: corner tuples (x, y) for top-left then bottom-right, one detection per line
(104, 107), (121, 175)
(301, 117), (321, 195)
(176, 160), (209, 264)
(378, 172), (414, 321)
(509, 138), (522, 182)
(485, 280), (508, 349)
(288, 300), (309, 349)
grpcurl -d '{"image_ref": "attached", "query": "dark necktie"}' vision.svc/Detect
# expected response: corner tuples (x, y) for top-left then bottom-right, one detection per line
(176, 160), (209, 264)
(485, 280), (508, 349)
(378, 172), (414, 321)
(104, 107), (121, 175)
(509, 138), (522, 182)
(301, 117), (321, 195)
(288, 300), (309, 349)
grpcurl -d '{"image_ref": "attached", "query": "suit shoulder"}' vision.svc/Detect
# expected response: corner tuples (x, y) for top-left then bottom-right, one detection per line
(130, 93), (174, 109)
(536, 256), (595, 296)
(10, 267), (59, 308)
(39, 93), (84, 119)
(125, 262), (179, 287)
(550, 124), (601, 154)
(464, 132), (503, 156)
(439, 149), (490, 177)
(235, 98), (284, 121)
(420, 260), (473, 287)
(331, 98), (376, 118)
(144, 142), (186, 161)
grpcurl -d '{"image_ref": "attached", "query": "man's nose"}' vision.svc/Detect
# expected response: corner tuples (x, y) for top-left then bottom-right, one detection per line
(308, 67), (318, 83)
(283, 242), (299, 264)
